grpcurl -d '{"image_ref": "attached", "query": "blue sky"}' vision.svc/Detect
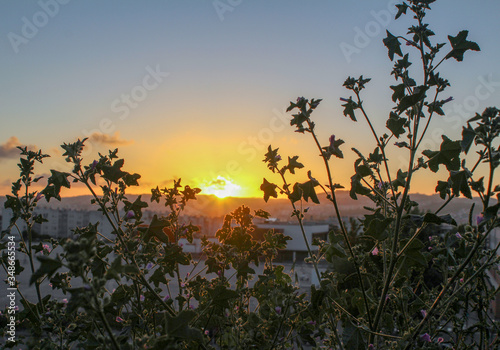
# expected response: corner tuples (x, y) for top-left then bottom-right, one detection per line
(1, 0), (499, 197)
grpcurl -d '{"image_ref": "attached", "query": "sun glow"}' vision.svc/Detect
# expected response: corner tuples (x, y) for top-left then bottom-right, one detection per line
(200, 176), (242, 198)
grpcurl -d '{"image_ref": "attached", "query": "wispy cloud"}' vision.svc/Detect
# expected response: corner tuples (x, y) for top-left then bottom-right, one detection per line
(0, 136), (33, 159)
(88, 131), (133, 146)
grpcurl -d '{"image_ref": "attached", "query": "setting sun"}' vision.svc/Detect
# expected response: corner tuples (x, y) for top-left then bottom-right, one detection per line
(199, 176), (242, 198)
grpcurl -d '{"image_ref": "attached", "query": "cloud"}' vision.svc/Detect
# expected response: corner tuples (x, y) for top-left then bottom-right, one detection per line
(88, 131), (133, 146)
(0, 136), (30, 159)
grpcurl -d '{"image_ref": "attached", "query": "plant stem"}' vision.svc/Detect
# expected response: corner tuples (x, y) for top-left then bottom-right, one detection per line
(403, 223), (496, 349)
(307, 124), (374, 330)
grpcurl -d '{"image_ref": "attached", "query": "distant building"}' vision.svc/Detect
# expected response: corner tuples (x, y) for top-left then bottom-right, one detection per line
(255, 221), (330, 261)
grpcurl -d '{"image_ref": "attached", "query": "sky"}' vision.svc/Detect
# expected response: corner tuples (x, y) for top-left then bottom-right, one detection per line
(1, 0), (500, 199)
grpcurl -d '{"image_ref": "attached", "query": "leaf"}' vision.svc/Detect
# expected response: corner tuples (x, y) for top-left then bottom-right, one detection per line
(101, 159), (127, 183)
(422, 136), (461, 173)
(43, 170), (71, 201)
(386, 112), (406, 138)
(435, 180), (451, 200)
(349, 174), (371, 200)
(395, 3), (408, 19)
(285, 156), (304, 174)
(392, 169), (408, 190)
(208, 285), (239, 309)
(342, 319), (366, 350)
(30, 256), (62, 285)
(143, 215), (172, 244)
(390, 84), (406, 102)
(449, 170), (472, 199)
(461, 124), (476, 154)
(446, 30), (480, 62)
(289, 181), (320, 204)
(123, 172), (141, 186)
(342, 97), (358, 121)
(383, 30), (403, 61)
(260, 178), (278, 202)
(396, 86), (428, 113)
(423, 213), (457, 226)
(165, 310), (203, 342)
(470, 177), (485, 193)
(364, 217), (393, 241)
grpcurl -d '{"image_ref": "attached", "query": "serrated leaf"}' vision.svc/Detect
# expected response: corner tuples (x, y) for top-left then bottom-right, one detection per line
(285, 156), (304, 174)
(289, 181), (320, 204)
(396, 86), (428, 113)
(422, 136), (461, 173)
(30, 256), (62, 285)
(165, 310), (203, 342)
(449, 170), (472, 199)
(342, 98), (358, 121)
(364, 217), (393, 241)
(461, 124), (476, 154)
(445, 30), (480, 62)
(101, 159), (126, 183)
(435, 180), (451, 200)
(383, 30), (403, 61)
(386, 112), (406, 138)
(260, 178), (278, 202)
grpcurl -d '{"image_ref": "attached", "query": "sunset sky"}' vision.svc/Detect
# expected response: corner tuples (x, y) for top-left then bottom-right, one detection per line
(1, 1), (499, 199)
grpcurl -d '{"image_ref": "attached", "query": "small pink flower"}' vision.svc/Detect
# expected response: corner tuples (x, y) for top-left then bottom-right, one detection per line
(275, 306), (282, 314)
(296, 96), (305, 104)
(90, 160), (98, 170)
(35, 192), (44, 201)
(43, 244), (51, 253)
(146, 263), (153, 270)
(125, 210), (135, 219)
(372, 247), (379, 256)
(421, 309), (427, 318)
(421, 333), (431, 342)
(204, 330), (210, 335)
(437, 337), (444, 343)
(428, 246), (433, 251)
(62, 298), (68, 304)
(460, 278), (464, 283)
(308, 321), (316, 325)
(477, 214), (485, 226)
(455, 232), (462, 239)
(116, 316), (124, 323)
(276, 155), (282, 161)
(180, 282), (186, 288)
(140, 295), (145, 302)
(163, 295), (170, 302)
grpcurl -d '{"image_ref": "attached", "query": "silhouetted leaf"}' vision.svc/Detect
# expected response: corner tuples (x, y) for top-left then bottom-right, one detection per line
(449, 170), (471, 199)
(383, 30), (403, 60)
(422, 136), (461, 173)
(446, 30), (480, 62)
(260, 178), (278, 202)
(386, 112), (406, 138)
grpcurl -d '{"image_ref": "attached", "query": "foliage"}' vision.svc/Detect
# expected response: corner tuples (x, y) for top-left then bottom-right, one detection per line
(1, 1), (500, 349)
